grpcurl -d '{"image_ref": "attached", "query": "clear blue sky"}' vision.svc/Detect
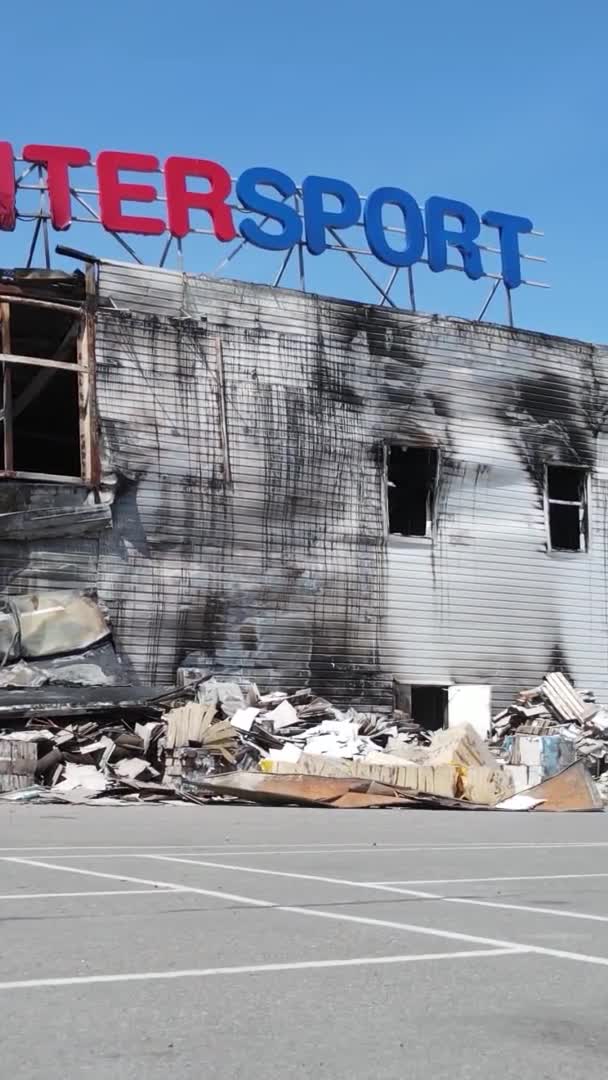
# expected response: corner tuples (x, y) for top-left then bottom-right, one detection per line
(2, 0), (606, 341)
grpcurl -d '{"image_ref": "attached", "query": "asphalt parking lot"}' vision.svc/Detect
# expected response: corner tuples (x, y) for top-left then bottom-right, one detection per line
(1, 805), (608, 1079)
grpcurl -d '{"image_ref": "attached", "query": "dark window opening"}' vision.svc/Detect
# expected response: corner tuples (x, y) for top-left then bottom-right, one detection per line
(547, 465), (585, 503)
(549, 504), (581, 551)
(411, 685), (447, 731)
(546, 465), (588, 552)
(0, 297), (85, 481)
(11, 365), (81, 477)
(9, 303), (78, 363)
(388, 446), (438, 536)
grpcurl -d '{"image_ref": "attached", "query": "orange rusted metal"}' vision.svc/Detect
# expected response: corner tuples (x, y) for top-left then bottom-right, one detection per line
(198, 771), (494, 809)
(524, 760), (604, 811)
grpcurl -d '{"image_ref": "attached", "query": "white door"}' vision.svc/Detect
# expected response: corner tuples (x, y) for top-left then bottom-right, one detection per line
(447, 685), (492, 738)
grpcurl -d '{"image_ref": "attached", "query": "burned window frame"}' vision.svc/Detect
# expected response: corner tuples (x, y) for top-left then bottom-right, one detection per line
(384, 444), (440, 540)
(0, 286), (95, 484)
(544, 463), (589, 553)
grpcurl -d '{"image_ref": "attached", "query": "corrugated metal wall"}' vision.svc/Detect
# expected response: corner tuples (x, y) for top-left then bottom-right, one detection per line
(93, 264), (387, 704)
(3, 260), (608, 709)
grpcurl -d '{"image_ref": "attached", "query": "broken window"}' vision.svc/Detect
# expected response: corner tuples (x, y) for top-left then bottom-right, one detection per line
(0, 295), (89, 482)
(387, 446), (438, 537)
(546, 465), (588, 552)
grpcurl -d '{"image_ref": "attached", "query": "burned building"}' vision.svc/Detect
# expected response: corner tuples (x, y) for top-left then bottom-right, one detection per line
(0, 260), (606, 722)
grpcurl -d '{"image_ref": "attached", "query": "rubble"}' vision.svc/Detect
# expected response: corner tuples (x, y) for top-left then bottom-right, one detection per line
(0, 602), (605, 813)
(491, 671), (608, 782)
(196, 771), (497, 810)
(521, 760), (604, 811)
(422, 723), (498, 769)
(262, 753), (514, 806)
(1, 656), (432, 802)
(0, 735), (37, 791)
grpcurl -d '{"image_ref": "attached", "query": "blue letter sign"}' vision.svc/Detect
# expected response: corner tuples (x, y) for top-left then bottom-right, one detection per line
(302, 175), (362, 255)
(5, 141), (533, 289)
(364, 187), (425, 268)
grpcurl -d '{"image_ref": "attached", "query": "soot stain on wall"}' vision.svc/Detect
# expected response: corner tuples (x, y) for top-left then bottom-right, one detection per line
(549, 643), (574, 682)
(13, 269), (608, 709)
(507, 371), (597, 497)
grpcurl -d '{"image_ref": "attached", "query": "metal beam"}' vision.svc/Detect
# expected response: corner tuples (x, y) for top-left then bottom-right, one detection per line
(477, 279), (501, 322)
(1, 303), (13, 471)
(328, 227), (396, 308)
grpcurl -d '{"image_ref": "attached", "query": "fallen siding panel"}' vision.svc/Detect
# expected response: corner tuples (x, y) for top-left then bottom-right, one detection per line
(0, 503), (111, 540)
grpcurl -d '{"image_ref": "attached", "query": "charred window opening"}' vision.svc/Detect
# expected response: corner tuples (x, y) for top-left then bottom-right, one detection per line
(394, 680), (447, 731)
(411, 685), (447, 731)
(9, 304), (78, 363)
(0, 298), (86, 481)
(387, 446), (438, 537)
(546, 465), (588, 552)
(12, 365), (81, 476)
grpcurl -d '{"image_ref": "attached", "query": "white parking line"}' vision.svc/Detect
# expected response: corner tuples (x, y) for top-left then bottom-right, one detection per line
(2, 841), (608, 856)
(435, 896), (608, 924)
(146, 854), (608, 915)
(0, 843), (404, 854)
(5, 858), (276, 909)
(8, 854), (608, 971)
(369, 874), (608, 886)
(143, 855), (608, 963)
(0, 848), (426, 860)
(0, 888), (185, 901)
(0, 948), (523, 991)
(0, 843), (390, 852)
(5, 856), (536, 953)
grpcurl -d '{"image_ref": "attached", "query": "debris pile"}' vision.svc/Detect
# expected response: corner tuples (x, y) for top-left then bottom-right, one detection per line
(0, 684), (197, 803)
(0, 588), (604, 815)
(161, 679), (434, 798)
(0, 675), (433, 805)
(492, 671), (608, 778)
(1, 671), (603, 811)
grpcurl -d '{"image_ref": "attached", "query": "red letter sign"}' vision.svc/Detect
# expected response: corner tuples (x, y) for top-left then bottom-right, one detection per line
(0, 142), (15, 231)
(23, 144), (90, 230)
(164, 157), (236, 240)
(97, 151), (164, 235)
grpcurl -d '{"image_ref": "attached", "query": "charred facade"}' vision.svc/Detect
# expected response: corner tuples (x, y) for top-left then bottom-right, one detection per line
(0, 261), (606, 712)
